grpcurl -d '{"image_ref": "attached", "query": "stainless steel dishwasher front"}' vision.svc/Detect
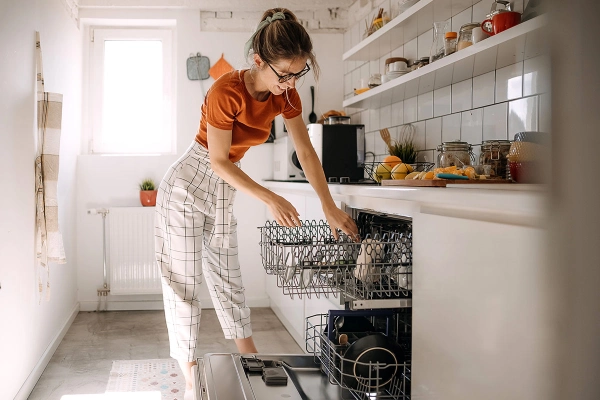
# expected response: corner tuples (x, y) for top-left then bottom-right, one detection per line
(195, 353), (345, 400)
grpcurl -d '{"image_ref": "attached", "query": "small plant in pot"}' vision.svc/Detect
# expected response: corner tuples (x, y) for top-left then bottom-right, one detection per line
(139, 178), (157, 207)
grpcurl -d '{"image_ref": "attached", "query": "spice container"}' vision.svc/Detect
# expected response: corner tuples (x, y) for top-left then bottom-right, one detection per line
(368, 73), (382, 88)
(479, 140), (511, 178)
(436, 141), (474, 168)
(457, 23), (480, 51)
(444, 32), (458, 56)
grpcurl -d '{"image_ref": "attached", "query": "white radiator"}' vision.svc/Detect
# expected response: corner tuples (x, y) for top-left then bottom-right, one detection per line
(108, 207), (161, 295)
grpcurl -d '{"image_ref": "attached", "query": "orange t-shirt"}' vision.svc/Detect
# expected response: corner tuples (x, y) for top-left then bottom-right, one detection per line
(195, 69), (302, 162)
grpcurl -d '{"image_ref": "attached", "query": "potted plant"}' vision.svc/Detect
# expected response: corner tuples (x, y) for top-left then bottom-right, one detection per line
(139, 178), (157, 207)
(388, 124), (417, 164)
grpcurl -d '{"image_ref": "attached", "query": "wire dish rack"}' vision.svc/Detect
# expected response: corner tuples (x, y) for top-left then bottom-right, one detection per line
(258, 214), (413, 300)
(363, 161), (435, 183)
(306, 311), (412, 400)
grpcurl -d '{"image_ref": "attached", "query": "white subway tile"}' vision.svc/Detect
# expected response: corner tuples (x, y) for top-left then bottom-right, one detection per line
(404, 96), (418, 123)
(392, 101), (404, 126)
(539, 93), (551, 134)
(434, 86), (452, 117)
(472, 0), (490, 23)
(361, 109), (370, 129)
(375, 130), (388, 156)
(473, 71), (495, 108)
(390, 45), (404, 58)
(418, 91), (434, 120)
(508, 96), (539, 137)
(461, 108), (483, 145)
(360, 63), (370, 87)
(524, 54), (551, 96)
(452, 79), (473, 113)
(370, 108), (381, 131)
(426, 117), (442, 150)
(351, 24), (360, 48)
(404, 38), (418, 61)
(344, 73), (352, 96)
(442, 113), (462, 142)
(370, 59), (380, 76)
(365, 131), (376, 155)
(483, 102), (508, 141)
(495, 62), (523, 102)
(351, 69), (361, 91)
(413, 121), (426, 150)
(380, 104), (392, 130)
(417, 150), (435, 164)
(452, 7), (472, 33)
(417, 28), (434, 60)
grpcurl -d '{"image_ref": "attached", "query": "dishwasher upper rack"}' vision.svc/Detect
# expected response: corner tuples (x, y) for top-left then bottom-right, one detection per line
(306, 312), (411, 400)
(258, 218), (413, 300)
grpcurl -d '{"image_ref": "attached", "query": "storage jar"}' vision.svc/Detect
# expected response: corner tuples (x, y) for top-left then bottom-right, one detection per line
(479, 140), (511, 178)
(436, 141), (474, 168)
(457, 23), (481, 50)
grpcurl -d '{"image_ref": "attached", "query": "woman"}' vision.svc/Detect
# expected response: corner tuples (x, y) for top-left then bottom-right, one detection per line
(155, 7), (358, 396)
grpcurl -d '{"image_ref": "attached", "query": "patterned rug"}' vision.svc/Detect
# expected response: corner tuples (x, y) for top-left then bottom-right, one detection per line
(106, 359), (186, 400)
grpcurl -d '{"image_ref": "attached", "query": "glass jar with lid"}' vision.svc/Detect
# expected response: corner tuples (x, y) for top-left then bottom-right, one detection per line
(436, 141), (474, 168)
(479, 139), (512, 178)
(457, 23), (481, 50)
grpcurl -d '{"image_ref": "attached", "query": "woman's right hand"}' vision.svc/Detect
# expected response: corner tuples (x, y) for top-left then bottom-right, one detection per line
(267, 194), (301, 227)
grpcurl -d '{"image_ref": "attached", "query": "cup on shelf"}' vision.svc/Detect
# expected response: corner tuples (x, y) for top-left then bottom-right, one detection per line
(472, 26), (487, 43)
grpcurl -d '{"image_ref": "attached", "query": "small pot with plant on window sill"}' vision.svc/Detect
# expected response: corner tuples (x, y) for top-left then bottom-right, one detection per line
(139, 178), (157, 207)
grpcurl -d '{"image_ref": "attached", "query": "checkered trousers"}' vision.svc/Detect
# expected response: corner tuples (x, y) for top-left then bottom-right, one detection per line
(154, 141), (253, 362)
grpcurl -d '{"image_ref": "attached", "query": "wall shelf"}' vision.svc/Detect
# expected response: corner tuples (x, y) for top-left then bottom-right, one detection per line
(343, 0), (477, 62)
(343, 14), (548, 110)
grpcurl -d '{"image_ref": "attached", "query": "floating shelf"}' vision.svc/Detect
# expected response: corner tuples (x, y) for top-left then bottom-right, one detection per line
(343, 14), (548, 109)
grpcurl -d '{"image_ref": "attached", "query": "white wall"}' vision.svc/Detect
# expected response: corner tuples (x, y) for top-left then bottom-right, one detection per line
(0, 1), (81, 399)
(76, 7), (344, 311)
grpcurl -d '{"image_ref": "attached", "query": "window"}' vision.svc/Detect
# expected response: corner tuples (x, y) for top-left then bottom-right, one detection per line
(89, 28), (174, 154)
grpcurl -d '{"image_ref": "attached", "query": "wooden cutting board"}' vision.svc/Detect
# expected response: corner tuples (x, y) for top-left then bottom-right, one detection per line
(381, 179), (513, 187)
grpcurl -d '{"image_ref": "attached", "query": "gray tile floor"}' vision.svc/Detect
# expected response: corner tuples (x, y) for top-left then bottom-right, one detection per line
(28, 308), (302, 400)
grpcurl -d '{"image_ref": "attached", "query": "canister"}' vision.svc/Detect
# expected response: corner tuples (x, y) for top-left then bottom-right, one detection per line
(479, 139), (511, 178)
(436, 141), (474, 168)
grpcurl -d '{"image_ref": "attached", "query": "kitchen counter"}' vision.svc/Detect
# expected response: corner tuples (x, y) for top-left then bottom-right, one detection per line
(262, 180), (548, 228)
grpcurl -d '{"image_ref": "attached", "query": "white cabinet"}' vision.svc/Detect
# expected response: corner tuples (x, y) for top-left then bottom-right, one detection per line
(411, 206), (549, 400)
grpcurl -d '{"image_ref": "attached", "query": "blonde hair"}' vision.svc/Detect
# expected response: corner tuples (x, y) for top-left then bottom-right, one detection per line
(246, 8), (320, 81)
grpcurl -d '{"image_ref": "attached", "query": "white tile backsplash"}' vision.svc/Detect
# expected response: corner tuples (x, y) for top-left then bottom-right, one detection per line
(392, 101), (404, 126)
(461, 108), (484, 145)
(370, 108), (381, 131)
(473, 71), (495, 108)
(508, 96), (539, 137)
(413, 121), (426, 150)
(365, 131), (376, 155)
(404, 96), (418, 123)
(452, 79), (473, 113)
(403, 38), (418, 61)
(495, 62), (523, 103)
(483, 102), (508, 140)
(434, 86), (452, 117)
(538, 93), (551, 134)
(375, 130), (388, 156)
(442, 113), (462, 142)
(452, 7), (472, 33)
(425, 117), (442, 150)
(418, 92), (434, 120)
(524, 54), (550, 96)
(380, 104), (392, 129)
(472, 0), (489, 23)
(417, 29), (433, 60)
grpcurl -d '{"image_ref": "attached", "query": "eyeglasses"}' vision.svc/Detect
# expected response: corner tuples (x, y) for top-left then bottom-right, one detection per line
(266, 62), (310, 83)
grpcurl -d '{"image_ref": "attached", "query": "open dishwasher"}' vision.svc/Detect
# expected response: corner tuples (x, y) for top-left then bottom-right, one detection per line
(194, 209), (413, 400)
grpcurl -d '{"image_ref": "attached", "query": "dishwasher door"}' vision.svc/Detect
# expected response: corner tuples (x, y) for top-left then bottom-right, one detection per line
(196, 353), (346, 400)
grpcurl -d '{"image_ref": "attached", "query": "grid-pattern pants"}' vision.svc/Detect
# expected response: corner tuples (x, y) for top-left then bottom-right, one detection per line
(154, 141), (252, 362)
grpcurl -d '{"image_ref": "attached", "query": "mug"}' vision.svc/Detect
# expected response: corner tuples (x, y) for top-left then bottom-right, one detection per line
(472, 26), (487, 43)
(481, 11), (521, 35)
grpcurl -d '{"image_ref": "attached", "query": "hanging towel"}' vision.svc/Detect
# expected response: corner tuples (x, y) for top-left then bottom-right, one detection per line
(208, 53), (234, 80)
(35, 32), (67, 300)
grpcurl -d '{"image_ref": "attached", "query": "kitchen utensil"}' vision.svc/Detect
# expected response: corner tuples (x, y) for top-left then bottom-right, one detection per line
(379, 128), (392, 150)
(437, 173), (469, 180)
(342, 333), (405, 390)
(481, 11), (521, 35)
(309, 86), (317, 123)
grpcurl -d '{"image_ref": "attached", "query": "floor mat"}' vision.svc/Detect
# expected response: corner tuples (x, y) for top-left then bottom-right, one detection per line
(106, 359), (186, 400)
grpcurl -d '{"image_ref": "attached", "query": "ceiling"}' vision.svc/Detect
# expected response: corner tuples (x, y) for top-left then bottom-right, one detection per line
(77, 0), (358, 12)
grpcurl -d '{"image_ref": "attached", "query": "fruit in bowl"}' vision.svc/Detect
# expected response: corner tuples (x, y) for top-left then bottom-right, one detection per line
(391, 163), (414, 180)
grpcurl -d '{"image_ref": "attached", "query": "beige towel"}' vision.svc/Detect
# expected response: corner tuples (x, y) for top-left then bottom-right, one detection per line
(35, 32), (66, 300)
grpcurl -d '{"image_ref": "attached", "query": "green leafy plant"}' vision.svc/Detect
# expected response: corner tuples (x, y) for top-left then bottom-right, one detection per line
(139, 178), (156, 191)
(388, 123), (417, 163)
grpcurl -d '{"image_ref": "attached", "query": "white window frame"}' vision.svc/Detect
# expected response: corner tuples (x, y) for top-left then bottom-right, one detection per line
(88, 27), (175, 155)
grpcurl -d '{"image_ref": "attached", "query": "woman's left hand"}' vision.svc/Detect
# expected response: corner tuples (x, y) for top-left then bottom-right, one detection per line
(324, 206), (359, 241)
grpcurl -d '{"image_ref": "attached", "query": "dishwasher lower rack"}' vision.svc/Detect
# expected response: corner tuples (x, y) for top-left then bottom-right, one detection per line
(305, 312), (411, 400)
(258, 217), (412, 300)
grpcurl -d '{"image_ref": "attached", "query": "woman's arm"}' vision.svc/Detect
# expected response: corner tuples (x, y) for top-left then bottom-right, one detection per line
(206, 123), (301, 227)
(284, 115), (358, 239)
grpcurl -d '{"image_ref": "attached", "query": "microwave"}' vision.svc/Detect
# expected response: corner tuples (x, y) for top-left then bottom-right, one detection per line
(307, 123), (365, 182)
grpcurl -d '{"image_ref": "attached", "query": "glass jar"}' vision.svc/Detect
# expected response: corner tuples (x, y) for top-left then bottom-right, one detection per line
(479, 140), (512, 178)
(414, 57), (430, 69)
(444, 32), (458, 56)
(436, 141), (474, 168)
(368, 73), (382, 88)
(385, 57), (408, 74)
(457, 23), (480, 51)
(430, 21), (449, 63)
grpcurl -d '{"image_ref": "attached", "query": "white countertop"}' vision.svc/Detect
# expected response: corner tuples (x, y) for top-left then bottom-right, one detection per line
(262, 180), (549, 228)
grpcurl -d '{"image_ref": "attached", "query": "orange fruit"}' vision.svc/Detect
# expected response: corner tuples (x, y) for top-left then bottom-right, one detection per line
(423, 171), (434, 180)
(383, 155), (402, 168)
